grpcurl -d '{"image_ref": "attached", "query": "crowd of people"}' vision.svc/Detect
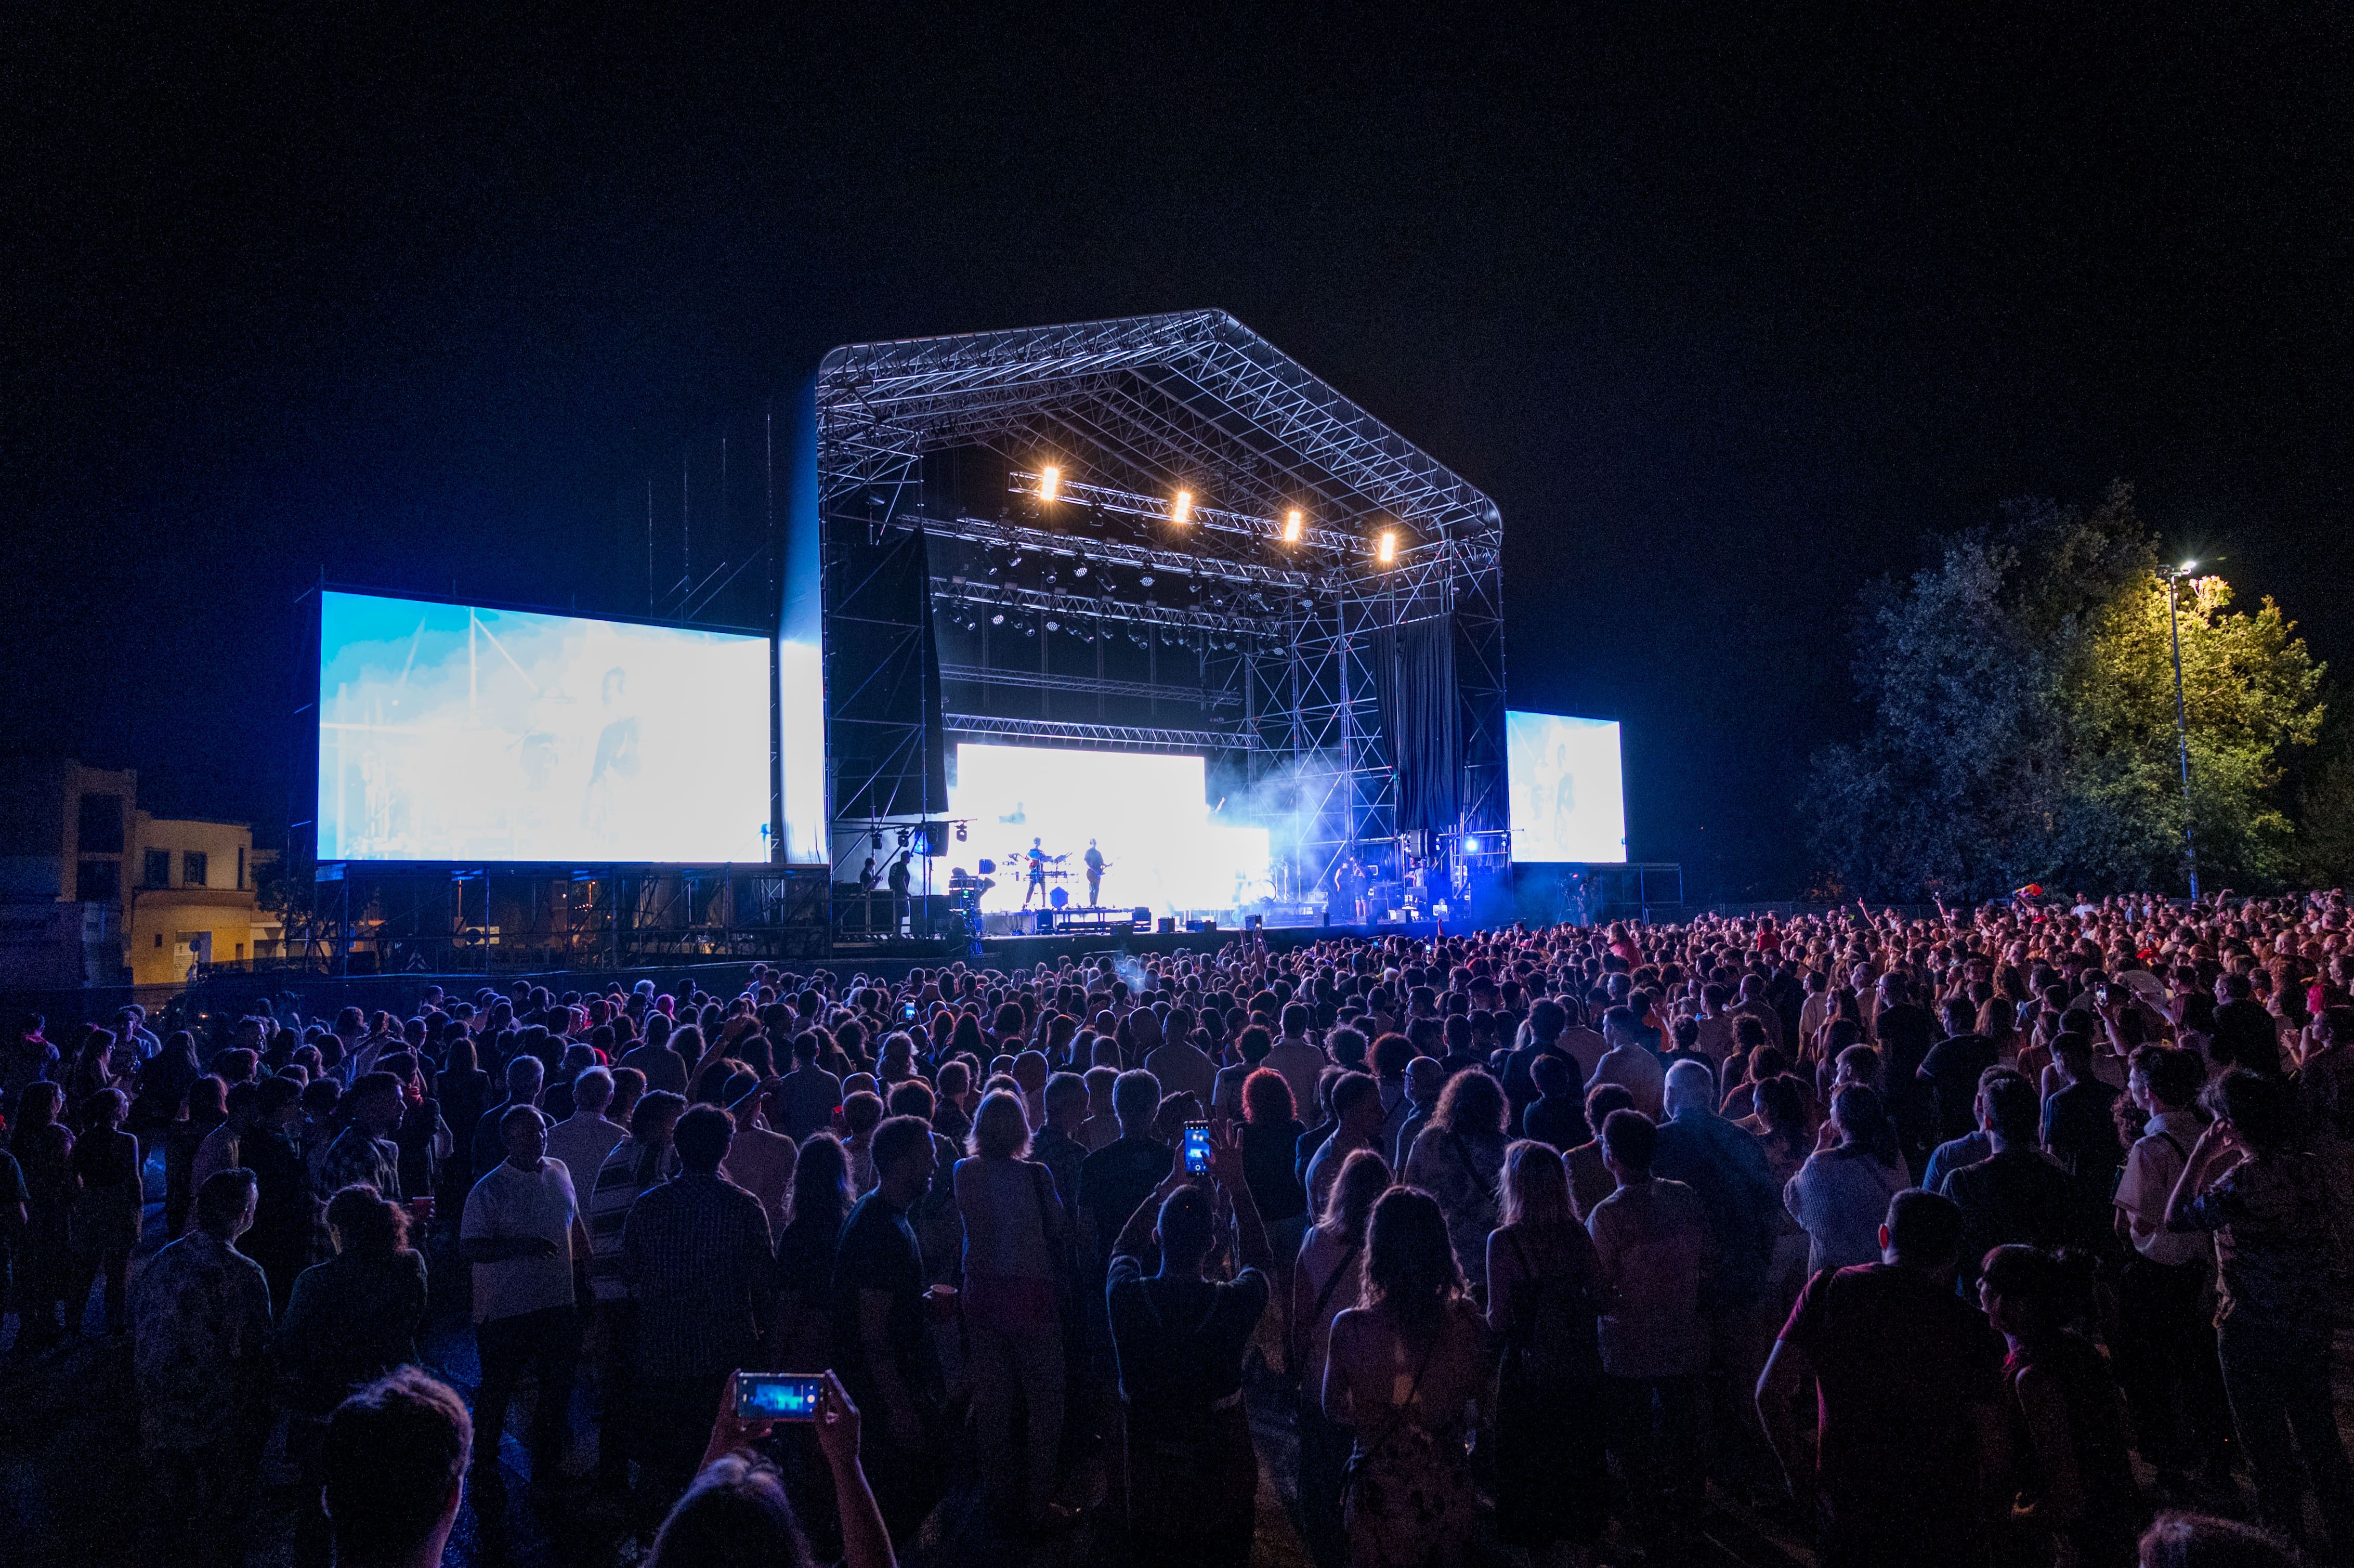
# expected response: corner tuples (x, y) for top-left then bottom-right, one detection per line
(3, 885), (2353, 1568)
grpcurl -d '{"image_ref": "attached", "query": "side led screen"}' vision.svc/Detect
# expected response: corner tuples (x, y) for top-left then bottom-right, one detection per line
(1507, 710), (1627, 864)
(317, 591), (773, 863)
(946, 743), (1271, 913)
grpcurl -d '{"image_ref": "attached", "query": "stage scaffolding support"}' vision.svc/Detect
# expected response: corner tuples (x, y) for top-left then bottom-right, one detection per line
(813, 309), (1506, 913)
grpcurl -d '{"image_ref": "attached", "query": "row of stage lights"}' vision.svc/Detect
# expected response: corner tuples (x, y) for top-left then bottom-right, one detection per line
(941, 607), (1266, 654)
(1038, 465), (1398, 565)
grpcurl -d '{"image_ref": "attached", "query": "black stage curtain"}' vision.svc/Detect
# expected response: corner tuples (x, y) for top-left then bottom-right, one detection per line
(1372, 616), (1460, 837)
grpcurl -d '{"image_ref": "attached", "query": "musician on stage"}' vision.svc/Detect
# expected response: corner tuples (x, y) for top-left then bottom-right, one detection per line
(1083, 839), (1105, 907)
(1021, 837), (1050, 909)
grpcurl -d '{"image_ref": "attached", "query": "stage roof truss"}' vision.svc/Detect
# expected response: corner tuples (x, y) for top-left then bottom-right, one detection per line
(817, 309), (1505, 888)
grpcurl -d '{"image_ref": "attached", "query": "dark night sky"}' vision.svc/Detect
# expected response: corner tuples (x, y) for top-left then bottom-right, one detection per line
(5, 7), (2348, 895)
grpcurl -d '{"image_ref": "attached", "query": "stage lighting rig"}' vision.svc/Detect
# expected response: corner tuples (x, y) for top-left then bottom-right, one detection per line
(1283, 509), (1303, 543)
(1039, 465), (1061, 502)
(1172, 490), (1193, 524)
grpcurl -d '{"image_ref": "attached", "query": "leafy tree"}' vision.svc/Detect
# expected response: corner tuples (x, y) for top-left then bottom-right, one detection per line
(1806, 484), (2326, 898)
(2058, 572), (2324, 890)
(2292, 709), (2354, 890)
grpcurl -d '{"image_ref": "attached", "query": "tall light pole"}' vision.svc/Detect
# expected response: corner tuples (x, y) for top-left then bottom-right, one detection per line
(2165, 563), (2199, 900)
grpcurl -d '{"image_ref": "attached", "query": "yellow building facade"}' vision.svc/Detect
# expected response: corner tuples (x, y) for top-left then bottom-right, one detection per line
(0, 760), (280, 988)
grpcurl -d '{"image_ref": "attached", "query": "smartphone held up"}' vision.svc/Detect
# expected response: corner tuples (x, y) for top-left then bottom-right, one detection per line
(734, 1372), (825, 1422)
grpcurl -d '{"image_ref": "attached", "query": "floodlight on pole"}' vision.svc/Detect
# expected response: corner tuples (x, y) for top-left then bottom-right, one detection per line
(1039, 465), (1061, 503)
(1172, 490), (1192, 525)
(2165, 563), (2200, 900)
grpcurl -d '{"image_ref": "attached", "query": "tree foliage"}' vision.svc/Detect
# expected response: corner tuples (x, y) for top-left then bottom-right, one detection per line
(1805, 484), (2327, 899)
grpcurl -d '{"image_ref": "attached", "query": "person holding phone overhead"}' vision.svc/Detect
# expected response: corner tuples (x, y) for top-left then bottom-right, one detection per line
(1106, 1119), (1272, 1567)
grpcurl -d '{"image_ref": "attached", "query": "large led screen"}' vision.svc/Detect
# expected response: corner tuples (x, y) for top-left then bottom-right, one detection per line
(946, 743), (1271, 914)
(317, 591), (772, 863)
(1507, 710), (1627, 863)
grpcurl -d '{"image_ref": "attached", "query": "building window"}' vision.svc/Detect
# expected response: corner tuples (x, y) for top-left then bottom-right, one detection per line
(77, 793), (124, 855)
(76, 858), (119, 904)
(144, 848), (172, 887)
(183, 851), (208, 888)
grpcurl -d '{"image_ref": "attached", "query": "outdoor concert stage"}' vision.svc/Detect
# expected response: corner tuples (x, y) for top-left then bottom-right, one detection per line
(290, 310), (1516, 971)
(811, 309), (1509, 947)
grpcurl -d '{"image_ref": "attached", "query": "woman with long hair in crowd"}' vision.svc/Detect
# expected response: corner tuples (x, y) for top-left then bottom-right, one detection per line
(1485, 1140), (1606, 1568)
(775, 1132), (853, 1368)
(1783, 1083), (1910, 1277)
(1290, 1147), (1391, 1567)
(1401, 1068), (1509, 1301)
(1323, 1185), (1488, 1568)
(1239, 1066), (1309, 1311)
(62, 1027), (124, 1126)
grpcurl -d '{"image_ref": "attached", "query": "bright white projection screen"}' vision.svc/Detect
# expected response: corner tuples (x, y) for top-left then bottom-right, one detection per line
(946, 742), (1271, 913)
(316, 591), (773, 863)
(1507, 711), (1627, 863)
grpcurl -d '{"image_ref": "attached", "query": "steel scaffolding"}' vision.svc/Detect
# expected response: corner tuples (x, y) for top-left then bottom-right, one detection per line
(815, 309), (1506, 902)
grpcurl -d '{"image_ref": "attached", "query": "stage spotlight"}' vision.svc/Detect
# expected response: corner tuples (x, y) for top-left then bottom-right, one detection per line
(1138, 573), (1154, 586)
(1024, 624), (1037, 637)
(870, 829), (884, 850)
(1039, 465), (1061, 502)
(1173, 489), (1193, 524)
(1283, 509), (1303, 543)
(1045, 619), (1059, 631)
(1074, 565), (1087, 577)
(896, 828), (910, 848)
(1009, 553), (1023, 567)
(955, 821), (968, 842)
(990, 612), (1004, 625)
(1377, 529), (1397, 564)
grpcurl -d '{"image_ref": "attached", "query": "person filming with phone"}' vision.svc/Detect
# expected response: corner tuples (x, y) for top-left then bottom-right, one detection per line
(1105, 1117), (1273, 1568)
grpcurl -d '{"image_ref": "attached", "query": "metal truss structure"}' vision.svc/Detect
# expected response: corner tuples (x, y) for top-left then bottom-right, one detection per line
(301, 865), (831, 975)
(815, 310), (1507, 903)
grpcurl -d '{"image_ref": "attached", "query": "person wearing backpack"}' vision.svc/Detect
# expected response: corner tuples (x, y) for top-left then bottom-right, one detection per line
(1105, 1119), (1273, 1567)
(1485, 1139), (1608, 1567)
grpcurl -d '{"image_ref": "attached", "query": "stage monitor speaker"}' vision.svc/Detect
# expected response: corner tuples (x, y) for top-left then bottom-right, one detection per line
(1033, 910), (1055, 934)
(1244, 914), (1263, 930)
(1132, 907), (1152, 925)
(1157, 917), (1176, 934)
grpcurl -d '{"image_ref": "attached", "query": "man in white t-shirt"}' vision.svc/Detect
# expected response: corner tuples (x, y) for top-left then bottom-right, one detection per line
(545, 1067), (629, 1209)
(461, 1104), (591, 1487)
(2109, 1043), (2230, 1487)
